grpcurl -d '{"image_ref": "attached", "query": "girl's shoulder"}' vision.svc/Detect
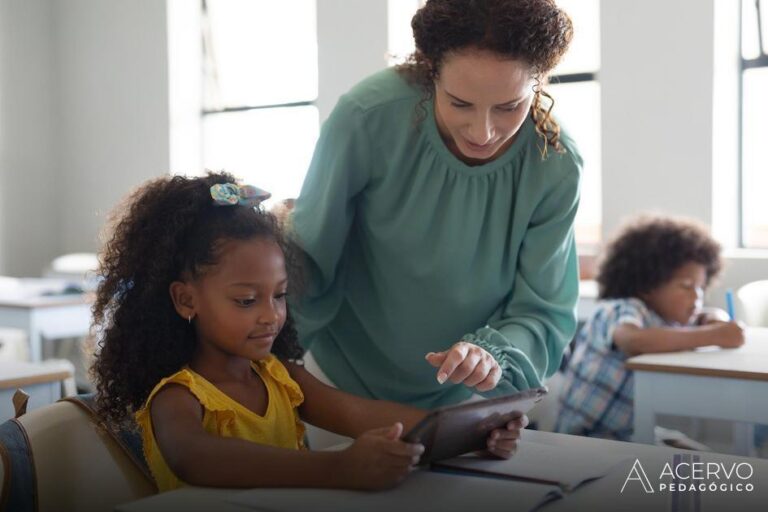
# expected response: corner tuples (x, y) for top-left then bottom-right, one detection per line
(255, 355), (304, 408)
(134, 366), (236, 425)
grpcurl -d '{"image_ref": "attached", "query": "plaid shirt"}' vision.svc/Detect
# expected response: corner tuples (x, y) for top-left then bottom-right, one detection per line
(554, 298), (672, 441)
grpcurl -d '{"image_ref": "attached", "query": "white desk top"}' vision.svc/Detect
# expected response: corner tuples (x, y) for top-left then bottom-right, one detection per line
(0, 277), (91, 309)
(0, 361), (72, 388)
(626, 327), (768, 381)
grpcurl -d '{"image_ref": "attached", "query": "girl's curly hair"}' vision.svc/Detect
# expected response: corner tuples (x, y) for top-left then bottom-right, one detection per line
(91, 171), (304, 427)
(397, 0), (573, 156)
(597, 216), (723, 300)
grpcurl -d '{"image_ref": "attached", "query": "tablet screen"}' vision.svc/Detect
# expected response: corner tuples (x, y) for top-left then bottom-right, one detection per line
(402, 387), (547, 464)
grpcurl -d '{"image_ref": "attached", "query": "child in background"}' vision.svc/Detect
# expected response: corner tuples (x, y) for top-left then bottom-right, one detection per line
(90, 172), (523, 492)
(555, 216), (744, 441)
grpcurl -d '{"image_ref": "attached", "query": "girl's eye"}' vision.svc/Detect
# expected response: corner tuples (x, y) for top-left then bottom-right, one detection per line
(450, 102), (471, 109)
(235, 298), (256, 307)
(274, 292), (288, 301)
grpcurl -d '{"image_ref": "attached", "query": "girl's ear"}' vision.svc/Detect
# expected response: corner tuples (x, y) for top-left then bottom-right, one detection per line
(169, 281), (196, 321)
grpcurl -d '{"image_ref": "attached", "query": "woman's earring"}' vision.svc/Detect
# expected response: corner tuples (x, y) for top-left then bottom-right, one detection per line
(188, 315), (193, 324)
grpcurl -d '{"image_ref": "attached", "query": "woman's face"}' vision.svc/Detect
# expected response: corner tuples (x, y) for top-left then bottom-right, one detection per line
(434, 49), (536, 165)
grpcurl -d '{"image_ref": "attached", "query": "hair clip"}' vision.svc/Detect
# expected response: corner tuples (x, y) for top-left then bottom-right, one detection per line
(210, 183), (271, 208)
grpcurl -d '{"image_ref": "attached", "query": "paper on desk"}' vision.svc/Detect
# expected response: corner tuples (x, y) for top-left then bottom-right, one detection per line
(226, 470), (562, 512)
(435, 439), (623, 492)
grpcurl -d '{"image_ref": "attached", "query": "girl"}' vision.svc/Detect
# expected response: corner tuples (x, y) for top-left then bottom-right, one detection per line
(555, 216), (744, 441)
(91, 172), (524, 492)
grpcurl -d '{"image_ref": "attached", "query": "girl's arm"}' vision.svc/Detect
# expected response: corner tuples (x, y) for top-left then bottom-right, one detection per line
(285, 362), (427, 438)
(286, 363), (525, 459)
(149, 384), (420, 490)
(612, 321), (745, 357)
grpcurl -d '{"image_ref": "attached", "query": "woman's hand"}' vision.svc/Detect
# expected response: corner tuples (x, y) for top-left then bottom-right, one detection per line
(484, 414), (529, 459)
(425, 341), (501, 392)
(339, 422), (424, 490)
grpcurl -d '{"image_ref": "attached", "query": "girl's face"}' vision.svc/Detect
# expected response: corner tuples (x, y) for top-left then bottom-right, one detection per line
(433, 48), (535, 165)
(187, 237), (288, 363)
(642, 262), (707, 325)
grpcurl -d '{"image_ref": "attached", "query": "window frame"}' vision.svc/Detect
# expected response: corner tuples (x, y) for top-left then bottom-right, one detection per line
(739, 0), (768, 248)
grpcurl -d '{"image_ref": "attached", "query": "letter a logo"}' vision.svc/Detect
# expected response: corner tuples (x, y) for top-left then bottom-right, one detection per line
(621, 459), (655, 494)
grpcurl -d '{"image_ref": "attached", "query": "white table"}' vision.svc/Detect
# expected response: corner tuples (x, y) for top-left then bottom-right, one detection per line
(115, 429), (768, 512)
(627, 327), (768, 456)
(0, 294), (92, 363)
(0, 361), (72, 421)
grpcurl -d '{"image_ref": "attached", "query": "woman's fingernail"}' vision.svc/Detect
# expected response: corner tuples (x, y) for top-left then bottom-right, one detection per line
(437, 373), (447, 384)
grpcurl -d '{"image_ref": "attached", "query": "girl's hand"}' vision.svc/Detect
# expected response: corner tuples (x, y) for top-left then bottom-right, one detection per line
(425, 342), (501, 392)
(484, 414), (529, 459)
(340, 422), (424, 490)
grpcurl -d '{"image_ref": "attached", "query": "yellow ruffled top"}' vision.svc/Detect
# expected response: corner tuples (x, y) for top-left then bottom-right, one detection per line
(135, 354), (306, 491)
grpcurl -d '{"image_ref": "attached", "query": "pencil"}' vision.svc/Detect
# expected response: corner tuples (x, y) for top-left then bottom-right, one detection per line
(725, 289), (735, 320)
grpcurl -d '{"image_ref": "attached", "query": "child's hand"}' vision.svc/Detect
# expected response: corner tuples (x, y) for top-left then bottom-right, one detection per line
(484, 414), (529, 459)
(425, 342), (501, 391)
(711, 321), (745, 349)
(340, 422), (424, 490)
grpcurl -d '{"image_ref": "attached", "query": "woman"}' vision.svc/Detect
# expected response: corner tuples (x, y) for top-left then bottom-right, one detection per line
(289, 0), (580, 417)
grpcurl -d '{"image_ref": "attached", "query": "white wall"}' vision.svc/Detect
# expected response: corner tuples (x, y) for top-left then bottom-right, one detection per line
(316, 0), (389, 122)
(55, 0), (170, 256)
(0, 0), (59, 275)
(0, 0), (170, 277)
(600, 0), (767, 306)
(601, 0), (716, 235)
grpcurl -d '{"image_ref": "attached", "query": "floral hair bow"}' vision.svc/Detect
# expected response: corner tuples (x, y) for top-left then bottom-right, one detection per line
(210, 183), (271, 207)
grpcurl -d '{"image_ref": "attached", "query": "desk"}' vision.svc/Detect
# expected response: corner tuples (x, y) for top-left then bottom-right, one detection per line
(627, 327), (768, 456)
(0, 293), (92, 363)
(0, 361), (72, 421)
(116, 429), (768, 512)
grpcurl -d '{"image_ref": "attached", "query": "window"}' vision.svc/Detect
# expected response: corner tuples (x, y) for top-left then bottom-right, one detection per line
(547, 0), (601, 247)
(387, 0), (601, 247)
(201, 0), (319, 204)
(741, 0), (768, 248)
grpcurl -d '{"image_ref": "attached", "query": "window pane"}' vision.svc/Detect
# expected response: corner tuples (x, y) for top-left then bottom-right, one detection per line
(742, 68), (768, 248)
(548, 81), (602, 246)
(203, 107), (320, 203)
(204, 0), (318, 109)
(763, 0), (768, 54)
(388, 0), (422, 65)
(552, 0), (600, 75)
(742, 0), (762, 59)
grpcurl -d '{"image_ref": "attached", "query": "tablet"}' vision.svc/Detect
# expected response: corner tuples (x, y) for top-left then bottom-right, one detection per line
(402, 387), (547, 464)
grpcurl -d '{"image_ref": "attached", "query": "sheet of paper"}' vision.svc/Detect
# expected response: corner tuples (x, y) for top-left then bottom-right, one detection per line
(436, 439), (627, 491)
(227, 470), (562, 512)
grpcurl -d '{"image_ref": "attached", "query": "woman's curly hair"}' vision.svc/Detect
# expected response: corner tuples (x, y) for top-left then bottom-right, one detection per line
(91, 171), (305, 427)
(397, 0), (573, 156)
(597, 216), (723, 300)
